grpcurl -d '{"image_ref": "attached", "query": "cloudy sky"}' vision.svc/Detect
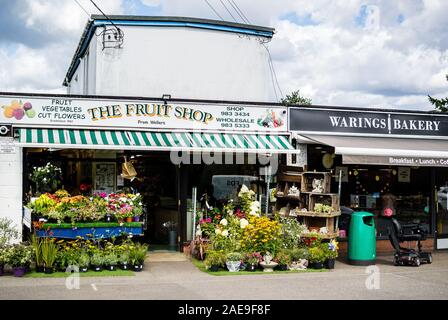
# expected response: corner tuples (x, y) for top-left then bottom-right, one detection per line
(0, 0), (447, 110)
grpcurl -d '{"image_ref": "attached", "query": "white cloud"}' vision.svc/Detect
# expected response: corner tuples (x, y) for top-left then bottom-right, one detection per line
(140, 0), (160, 7)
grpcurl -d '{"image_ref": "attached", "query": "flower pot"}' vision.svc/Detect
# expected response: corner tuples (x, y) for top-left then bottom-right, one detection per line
(277, 264), (288, 271)
(105, 215), (111, 222)
(310, 262), (324, 269)
(133, 264), (143, 272)
(35, 265), (45, 273)
(225, 261), (241, 272)
(44, 267), (54, 274)
(13, 266), (27, 277)
(120, 263), (129, 270)
(246, 264), (257, 272)
(80, 266), (89, 273)
(325, 259), (336, 269)
(0, 264), (4, 276)
(106, 265), (116, 271)
(92, 265), (102, 272)
(209, 265), (219, 272)
(117, 219), (124, 224)
(125, 217), (133, 223)
(133, 216), (140, 222)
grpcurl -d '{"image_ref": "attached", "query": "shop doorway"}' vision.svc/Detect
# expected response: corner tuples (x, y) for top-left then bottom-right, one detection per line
(436, 169), (448, 249)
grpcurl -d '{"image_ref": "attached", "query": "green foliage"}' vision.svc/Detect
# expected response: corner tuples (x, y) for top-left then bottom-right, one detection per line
(103, 252), (118, 266)
(275, 249), (292, 265)
(280, 90), (312, 106)
(226, 252), (243, 262)
(0, 217), (19, 248)
(0, 246), (11, 265)
(428, 75), (448, 113)
(314, 203), (334, 213)
(78, 251), (90, 268)
(308, 246), (326, 263)
(8, 244), (33, 267)
(29, 162), (62, 194)
(41, 238), (58, 268)
(30, 233), (43, 267)
(129, 243), (148, 265)
(289, 247), (309, 261)
(90, 251), (105, 266)
(322, 242), (338, 259)
(204, 250), (226, 268)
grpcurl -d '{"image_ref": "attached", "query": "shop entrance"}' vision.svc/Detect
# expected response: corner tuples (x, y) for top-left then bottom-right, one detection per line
(436, 169), (448, 249)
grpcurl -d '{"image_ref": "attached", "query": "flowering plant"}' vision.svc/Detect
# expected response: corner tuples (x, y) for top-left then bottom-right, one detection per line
(30, 162), (62, 194)
(243, 252), (263, 265)
(240, 216), (282, 255)
(325, 239), (339, 259)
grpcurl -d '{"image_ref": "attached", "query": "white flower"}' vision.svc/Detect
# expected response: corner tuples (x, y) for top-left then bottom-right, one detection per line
(249, 210), (260, 217)
(220, 219), (228, 226)
(196, 226), (202, 237)
(215, 228), (222, 235)
(119, 197), (127, 202)
(139, 202), (142, 206)
(227, 209), (234, 216)
(240, 218), (249, 229)
(221, 229), (229, 237)
(238, 185), (249, 197)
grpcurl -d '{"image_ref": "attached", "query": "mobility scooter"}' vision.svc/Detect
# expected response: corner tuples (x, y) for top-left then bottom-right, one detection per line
(387, 217), (433, 267)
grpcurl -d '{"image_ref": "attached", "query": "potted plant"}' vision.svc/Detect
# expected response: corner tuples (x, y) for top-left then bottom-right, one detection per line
(119, 250), (130, 270)
(9, 244), (33, 277)
(225, 252), (242, 272)
(324, 240), (338, 269)
(308, 246), (325, 269)
(41, 238), (58, 274)
(104, 252), (118, 271)
(243, 252), (262, 271)
(0, 246), (11, 276)
(30, 233), (44, 272)
(130, 243), (148, 271)
(78, 251), (90, 272)
(90, 251), (104, 272)
(204, 250), (225, 272)
(275, 250), (291, 271)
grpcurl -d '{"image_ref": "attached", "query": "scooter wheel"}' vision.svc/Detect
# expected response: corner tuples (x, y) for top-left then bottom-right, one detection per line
(393, 257), (400, 266)
(414, 257), (421, 267)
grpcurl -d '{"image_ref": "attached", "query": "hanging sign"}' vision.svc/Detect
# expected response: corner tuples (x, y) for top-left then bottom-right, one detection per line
(0, 95), (287, 133)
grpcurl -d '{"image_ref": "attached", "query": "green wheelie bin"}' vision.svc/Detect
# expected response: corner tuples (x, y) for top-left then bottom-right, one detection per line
(348, 211), (376, 265)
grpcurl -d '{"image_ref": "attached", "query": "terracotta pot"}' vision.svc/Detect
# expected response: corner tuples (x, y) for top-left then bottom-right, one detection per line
(125, 217), (133, 223)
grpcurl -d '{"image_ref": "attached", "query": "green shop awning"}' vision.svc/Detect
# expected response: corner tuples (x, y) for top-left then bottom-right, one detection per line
(17, 128), (296, 154)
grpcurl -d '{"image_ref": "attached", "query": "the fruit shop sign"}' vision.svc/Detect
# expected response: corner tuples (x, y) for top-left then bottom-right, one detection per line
(0, 95), (287, 133)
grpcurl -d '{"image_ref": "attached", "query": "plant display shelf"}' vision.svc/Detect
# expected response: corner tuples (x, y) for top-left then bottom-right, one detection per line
(275, 194), (302, 201)
(294, 210), (341, 218)
(301, 172), (332, 193)
(308, 193), (340, 212)
(302, 231), (339, 239)
(35, 222), (144, 239)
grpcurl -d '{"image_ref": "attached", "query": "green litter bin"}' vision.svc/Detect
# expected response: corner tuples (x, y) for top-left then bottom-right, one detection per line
(348, 211), (376, 265)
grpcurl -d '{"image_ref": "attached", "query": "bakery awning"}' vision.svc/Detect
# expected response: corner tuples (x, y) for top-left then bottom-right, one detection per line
(17, 128), (296, 154)
(303, 134), (448, 166)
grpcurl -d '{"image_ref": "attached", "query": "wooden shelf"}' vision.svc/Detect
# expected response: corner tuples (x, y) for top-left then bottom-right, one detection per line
(275, 194), (302, 201)
(302, 231), (339, 239)
(294, 210), (341, 218)
(302, 192), (338, 196)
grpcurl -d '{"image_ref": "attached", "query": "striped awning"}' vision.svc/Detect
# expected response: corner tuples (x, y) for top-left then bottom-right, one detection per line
(17, 128), (296, 153)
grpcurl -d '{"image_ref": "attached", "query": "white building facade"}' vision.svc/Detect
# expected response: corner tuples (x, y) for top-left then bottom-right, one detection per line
(63, 15), (277, 102)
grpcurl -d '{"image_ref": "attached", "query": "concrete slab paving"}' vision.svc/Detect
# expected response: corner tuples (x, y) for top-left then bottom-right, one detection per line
(1, 251), (448, 300)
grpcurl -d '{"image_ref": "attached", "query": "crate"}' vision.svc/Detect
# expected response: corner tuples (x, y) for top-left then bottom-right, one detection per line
(308, 193), (340, 213)
(301, 172), (332, 193)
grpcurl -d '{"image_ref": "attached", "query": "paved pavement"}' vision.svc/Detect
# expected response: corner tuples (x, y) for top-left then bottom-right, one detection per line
(1, 251), (448, 300)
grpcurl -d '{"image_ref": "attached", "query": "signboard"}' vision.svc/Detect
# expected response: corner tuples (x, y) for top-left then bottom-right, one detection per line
(0, 137), (15, 154)
(0, 95), (287, 133)
(93, 162), (116, 193)
(335, 166), (349, 182)
(343, 155), (448, 167)
(398, 167), (411, 183)
(289, 107), (448, 138)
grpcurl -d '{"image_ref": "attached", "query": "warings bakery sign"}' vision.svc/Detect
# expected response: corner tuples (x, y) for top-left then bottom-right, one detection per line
(289, 107), (448, 137)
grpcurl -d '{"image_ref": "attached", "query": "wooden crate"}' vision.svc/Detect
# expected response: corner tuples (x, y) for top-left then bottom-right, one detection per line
(300, 172), (332, 193)
(308, 193), (340, 212)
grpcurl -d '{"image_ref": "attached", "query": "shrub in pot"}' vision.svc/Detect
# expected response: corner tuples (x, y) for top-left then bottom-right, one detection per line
(9, 244), (33, 277)
(225, 252), (242, 272)
(323, 240), (338, 269)
(243, 252), (262, 271)
(30, 233), (44, 272)
(78, 252), (90, 272)
(308, 246), (325, 269)
(118, 251), (130, 270)
(275, 250), (292, 271)
(41, 238), (58, 274)
(204, 250), (225, 272)
(104, 252), (118, 271)
(0, 246), (11, 276)
(90, 252), (105, 272)
(130, 243), (148, 271)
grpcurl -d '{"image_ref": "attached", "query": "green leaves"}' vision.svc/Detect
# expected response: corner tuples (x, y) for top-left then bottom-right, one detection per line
(428, 74), (448, 113)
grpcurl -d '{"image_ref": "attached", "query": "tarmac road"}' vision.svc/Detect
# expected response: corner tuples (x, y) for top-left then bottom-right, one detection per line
(1, 252), (448, 300)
